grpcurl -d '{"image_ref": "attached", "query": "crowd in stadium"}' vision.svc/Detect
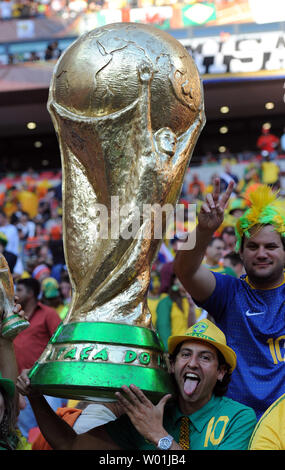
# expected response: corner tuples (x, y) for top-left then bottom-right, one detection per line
(0, 120), (284, 450)
(0, 0), (246, 21)
(1, 0), (111, 20)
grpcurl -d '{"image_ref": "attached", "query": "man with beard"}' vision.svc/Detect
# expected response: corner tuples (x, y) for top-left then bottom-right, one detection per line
(16, 319), (256, 450)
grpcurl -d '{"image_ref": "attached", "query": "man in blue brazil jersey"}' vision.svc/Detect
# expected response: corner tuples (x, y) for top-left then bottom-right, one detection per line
(174, 180), (285, 420)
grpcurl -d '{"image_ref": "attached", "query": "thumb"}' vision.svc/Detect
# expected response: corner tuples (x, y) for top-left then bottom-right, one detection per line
(22, 368), (31, 384)
(157, 394), (172, 412)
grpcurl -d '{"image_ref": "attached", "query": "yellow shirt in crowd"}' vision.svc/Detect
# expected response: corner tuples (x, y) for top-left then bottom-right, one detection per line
(249, 393), (285, 450)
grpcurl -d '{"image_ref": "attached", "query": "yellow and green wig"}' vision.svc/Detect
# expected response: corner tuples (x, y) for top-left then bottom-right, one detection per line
(235, 185), (285, 251)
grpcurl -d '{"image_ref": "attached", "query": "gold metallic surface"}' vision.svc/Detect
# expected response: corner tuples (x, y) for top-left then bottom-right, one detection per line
(0, 254), (14, 309)
(48, 22), (205, 328)
(0, 254), (29, 338)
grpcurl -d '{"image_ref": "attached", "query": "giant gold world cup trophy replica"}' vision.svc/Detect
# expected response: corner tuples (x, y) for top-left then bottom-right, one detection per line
(29, 23), (205, 402)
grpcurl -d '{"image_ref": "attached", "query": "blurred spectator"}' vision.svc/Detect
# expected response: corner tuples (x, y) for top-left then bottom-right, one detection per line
(32, 263), (51, 283)
(0, 231), (17, 273)
(17, 211), (36, 267)
(45, 205), (62, 233)
(17, 211), (36, 241)
(35, 199), (51, 224)
(155, 274), (196, 350)
(159, 236), (180, 294)
(25, 222), (49, 255)
(227, 197), (247, 219)
(44, 41), (61, 61)
(41, 276), (68, 319)
(8, 53), (14, 65)
(261, 155), (280, 189)
(187, 183), (204, 203)
(21, 254), (38, 279)
(237, 162), (261, 193)
(35, 244), (53, 267)
(256, 126), (279, 160)
(48, 226), (65, 282)
(203, 237), (236, 277)
(147, 271), (162, 328)
(220, 226), (237, 257)
(187, 173), (205, 198)
(0, 210), (19, 256)
(3, 186), (20, 220)
(53, 181), (62, 202)
(219, 162), (239, 192)
(59, 270), (72, 306)
(29, 51), (40, 61)
(205, 173), (219, 194)
(0, 209), (23, 278)
(13, 277), (63, 439)
(223, 252), (245, 279)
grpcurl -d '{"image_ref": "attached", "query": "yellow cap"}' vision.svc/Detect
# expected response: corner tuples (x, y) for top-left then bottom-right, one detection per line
(168, 319), (236, 373)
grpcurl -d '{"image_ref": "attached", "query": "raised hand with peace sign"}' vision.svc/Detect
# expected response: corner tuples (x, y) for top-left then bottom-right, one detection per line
(174, 178), (235, 302)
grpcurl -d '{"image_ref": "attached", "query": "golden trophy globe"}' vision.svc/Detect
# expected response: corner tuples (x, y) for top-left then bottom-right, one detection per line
(29, 22), (205, 402)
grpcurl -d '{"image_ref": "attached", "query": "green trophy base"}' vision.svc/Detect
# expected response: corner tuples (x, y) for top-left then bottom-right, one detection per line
(2, 314), (30, 339)
(29, 322), (174, 403)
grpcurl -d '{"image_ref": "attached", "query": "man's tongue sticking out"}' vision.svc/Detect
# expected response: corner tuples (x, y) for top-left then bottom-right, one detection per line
(184, 376), (199, 396)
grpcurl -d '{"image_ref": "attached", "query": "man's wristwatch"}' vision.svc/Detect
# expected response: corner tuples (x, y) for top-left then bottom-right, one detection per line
(156, 435), (174, 450)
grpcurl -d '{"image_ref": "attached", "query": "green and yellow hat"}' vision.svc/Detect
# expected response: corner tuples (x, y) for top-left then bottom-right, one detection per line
(42, 277), (60, 299)
(235, 185), (285, 251)
(168, 319), (237, 373)
(227, 197), (247, 215)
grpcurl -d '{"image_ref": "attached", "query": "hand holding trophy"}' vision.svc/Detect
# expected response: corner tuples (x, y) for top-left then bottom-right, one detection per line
(29, 23), (205, 402)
